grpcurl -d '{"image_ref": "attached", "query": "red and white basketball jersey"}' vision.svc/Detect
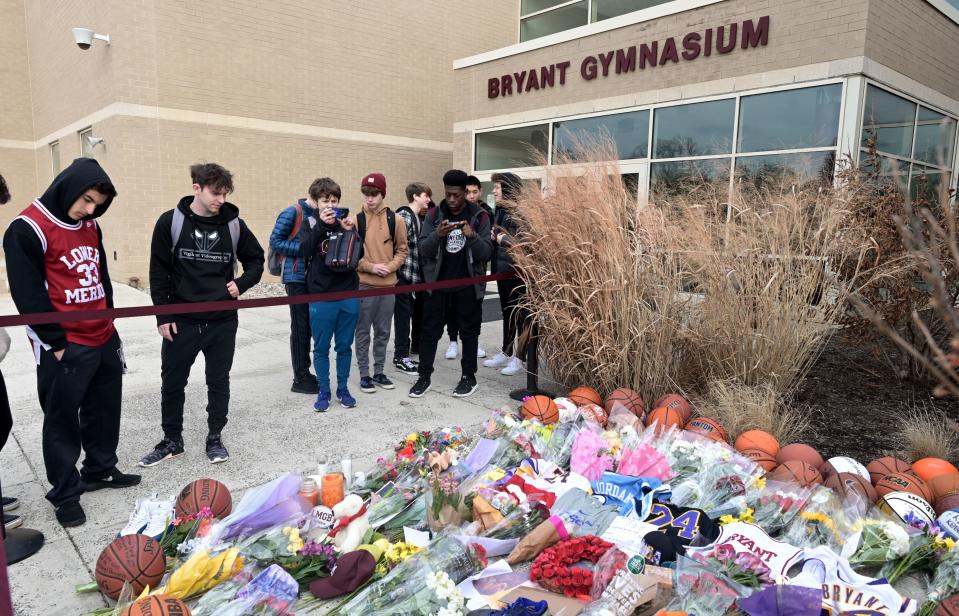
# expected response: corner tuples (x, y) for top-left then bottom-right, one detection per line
(16, 200), (115, 354)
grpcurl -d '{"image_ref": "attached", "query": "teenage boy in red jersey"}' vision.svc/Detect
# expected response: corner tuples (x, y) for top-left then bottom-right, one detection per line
(3, 158), (140, 527)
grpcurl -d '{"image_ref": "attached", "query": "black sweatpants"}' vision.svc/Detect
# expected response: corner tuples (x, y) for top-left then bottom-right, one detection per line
(411, 291), (425, 352)
(285, 282), (313, 382)
(36, 331), (124, 507)
(160, 319), (238, 442)
(446, 293), (459, 341)
(418, 288), (483, 378)
(394, 288), (424, 359)
(497, 277), (530, 361)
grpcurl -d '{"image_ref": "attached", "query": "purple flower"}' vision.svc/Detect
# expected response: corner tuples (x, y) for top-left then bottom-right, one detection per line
(713, 543), (736, 563)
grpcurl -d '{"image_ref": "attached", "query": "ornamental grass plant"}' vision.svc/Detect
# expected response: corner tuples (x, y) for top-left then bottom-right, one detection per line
(507, 139), (885, 404)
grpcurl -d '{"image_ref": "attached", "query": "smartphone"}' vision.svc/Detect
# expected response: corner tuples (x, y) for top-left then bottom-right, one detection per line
(333, 207), (349, 219)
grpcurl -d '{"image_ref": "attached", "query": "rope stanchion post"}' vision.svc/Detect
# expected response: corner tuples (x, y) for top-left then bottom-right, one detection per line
(509, 322), (555, 401)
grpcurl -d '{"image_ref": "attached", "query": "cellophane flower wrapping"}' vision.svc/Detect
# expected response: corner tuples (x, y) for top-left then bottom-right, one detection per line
(201, 473), (312, 548)
(781, 486), (857, 552)
(669, 454), (763, 515)
(667, 555), (753, 616)
(742, 480), (815, 536)
(571, 426), (616, 481)
(917, 543), (959, 616)
(193, 563), (299, 616)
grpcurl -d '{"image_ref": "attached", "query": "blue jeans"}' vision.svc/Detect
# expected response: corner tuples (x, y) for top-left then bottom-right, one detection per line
(309, 299), (360, 393)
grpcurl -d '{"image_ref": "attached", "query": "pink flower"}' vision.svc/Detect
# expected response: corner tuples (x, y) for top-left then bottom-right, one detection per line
(713, 543), (736, 563)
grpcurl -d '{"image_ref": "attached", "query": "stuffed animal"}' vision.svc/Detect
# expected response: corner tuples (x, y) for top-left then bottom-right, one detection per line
(327, 494), (369, 553)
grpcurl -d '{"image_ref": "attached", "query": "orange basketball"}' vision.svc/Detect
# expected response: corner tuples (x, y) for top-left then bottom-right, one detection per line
(875, 472), (932, 501)
(124, 595), (192, 616)
(95, 535), (166, 600)
(568, 386), (603, 407)
(604, 388), (646, 419)
(740, 447), (778, 471)
(645, 406), (685, 435)
(930, 474), (959, 500)
(776, 444), (824, 470)
(867, 457), (912, 486)
(175, 478), (232, 519)
(685, 417), (727, 443)
(579, 403), (609, 427)
(653, 394), (693, 422)
(522, 395), (559, 425)
(912, 458), (959, 483)
(735, 430), (781, 456)
(769, 461), (823, 487)
(825, 472), (878, 504)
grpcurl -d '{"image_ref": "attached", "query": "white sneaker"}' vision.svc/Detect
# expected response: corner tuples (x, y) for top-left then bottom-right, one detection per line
(445, 341), (459, 360)
(484, 352), (509, 368)
(119, 497), (153, 536)
(500, 356), (525, 376)
(142, 496), (176, 539)
(477, 346), (487, 358)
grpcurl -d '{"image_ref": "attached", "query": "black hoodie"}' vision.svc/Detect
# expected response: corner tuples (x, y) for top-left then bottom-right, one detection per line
(149, 196), (264, 324)
(3, 158), (117, 352)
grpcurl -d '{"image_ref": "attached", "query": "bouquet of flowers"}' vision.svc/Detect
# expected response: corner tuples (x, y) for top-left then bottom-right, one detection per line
(742, 480), (813, 535)
(160, 506), (216, 557)
(570, 427), (616, 481)
(366, 481), (420, 529)
(425, 470), (464, 532)
(781, 486), (853, 551)
(844, 518), (912, 570)
(689, 543), (775, 589)
(483, 498), (550, 540)
(540, 419), (581, 468)
(881, 514), (956, 583)
(530, 535), (620, 598)
(670, 457), (763, 514)
(917, 543), (959, 616)
(505, 415), (557, 459)
(192, 564), (299, 616)
(666, 555), (752, 616)
(234, 523), (336, 589)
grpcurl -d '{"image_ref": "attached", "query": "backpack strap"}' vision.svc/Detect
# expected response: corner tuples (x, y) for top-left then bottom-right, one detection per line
(356, 209), (397, 245)
(228, 218), (240, 257)
(356, 211), (366, 240)
(170, 208), (184, 253)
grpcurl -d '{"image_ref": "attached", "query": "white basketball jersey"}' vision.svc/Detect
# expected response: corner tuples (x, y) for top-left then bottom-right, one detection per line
(790, 547), (917, 616)
(688, 521), (803, 577)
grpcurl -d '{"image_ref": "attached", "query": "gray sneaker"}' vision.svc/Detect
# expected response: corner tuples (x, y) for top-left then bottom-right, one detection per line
(139, 438), (184, 468)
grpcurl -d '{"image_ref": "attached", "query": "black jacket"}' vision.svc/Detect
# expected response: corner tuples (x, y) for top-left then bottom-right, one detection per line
(419, 201), (492, 300)
(299, 213), (361, 294)
(491, 205), (519, 274)
(150, 197), (264, 324)
(3, 158), (116, 351)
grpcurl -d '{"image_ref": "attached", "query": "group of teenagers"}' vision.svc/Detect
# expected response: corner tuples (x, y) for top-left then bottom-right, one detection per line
(0, 160), (528, 528)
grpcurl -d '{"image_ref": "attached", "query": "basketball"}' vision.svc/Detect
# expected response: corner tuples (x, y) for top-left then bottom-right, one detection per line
(867, 457), (912, 486)
(912, 458), (959, 483)
(935, 595), (959, 616)
(734, 430), (780, 456)
(825, 472), (877, 504)
(685, 417), (727, 443)
(768, 461), (823, 487)
(568, 386), (603, 407)
(931, 474), (959, 500)
(935, 492), (959, 517)
(877, 491), (936, 527)
(604, 388), (646, 419)
(175, 478), (232, 519)
(645, 406), (685, 435)
(124, 595), (192, 616)
(821, 456), (870, 482)
(776, 444), (824, 469)
(552, 397), (580, 423)
(653, 394), (693, 422)
(578, 403), (609, 427)
(739, 447), (778, 471)
(95, 534), (166, 600)
(522, 395), (559, 424)
(875, 472), (932, 501)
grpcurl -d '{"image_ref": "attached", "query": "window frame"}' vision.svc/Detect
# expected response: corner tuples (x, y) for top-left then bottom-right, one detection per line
(79, 126), (94, 157)
(49, 141), (61, 176)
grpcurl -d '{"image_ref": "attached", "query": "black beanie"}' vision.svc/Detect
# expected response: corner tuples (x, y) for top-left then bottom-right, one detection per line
(442, 169), (468, 188)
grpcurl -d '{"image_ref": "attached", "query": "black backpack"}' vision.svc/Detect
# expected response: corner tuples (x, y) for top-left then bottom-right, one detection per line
(323, 227), (363, 272)
(356, 209), (397, 244)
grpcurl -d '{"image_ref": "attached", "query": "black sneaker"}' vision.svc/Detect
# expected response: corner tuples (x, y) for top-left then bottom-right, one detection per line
(409, 376), (431, 398)
(3, 513), (22, 530)
(359, 376), (376, 393)
(393, 357), (419, 374)
(206, 434), (230, 464)
(56, 502), (86, 527)
(1, 496), (19, 511)
(291, 379), (319, 394)
(372, 373), (395, 389)
(81, 468), (142, 492)
(139, 438), (184, 468)
(452, 374), (478, 398)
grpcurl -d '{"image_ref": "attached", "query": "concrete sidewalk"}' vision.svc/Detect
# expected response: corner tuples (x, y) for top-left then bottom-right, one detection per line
(1, 284), (535, 615)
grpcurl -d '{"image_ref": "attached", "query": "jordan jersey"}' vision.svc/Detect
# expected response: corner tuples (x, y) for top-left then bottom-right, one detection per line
(790, 547), (917, 616)
(16, 200), (114, 354)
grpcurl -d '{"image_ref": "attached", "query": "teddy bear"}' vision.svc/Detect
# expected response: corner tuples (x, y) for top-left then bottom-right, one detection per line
(326, 494), (369, 553)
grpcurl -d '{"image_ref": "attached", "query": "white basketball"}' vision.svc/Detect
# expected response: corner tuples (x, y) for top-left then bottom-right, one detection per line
(553, 397), (580, 423)
(824, 456), (870, 482)
(938, 510), (959, 541)
(878, 491), (936, 527)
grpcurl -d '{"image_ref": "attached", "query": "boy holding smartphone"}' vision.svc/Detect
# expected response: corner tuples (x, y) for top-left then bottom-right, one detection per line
(299, 178), (362, 412)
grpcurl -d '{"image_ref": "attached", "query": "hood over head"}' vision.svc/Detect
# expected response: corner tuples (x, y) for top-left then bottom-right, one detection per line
(39, 158), (116, 223)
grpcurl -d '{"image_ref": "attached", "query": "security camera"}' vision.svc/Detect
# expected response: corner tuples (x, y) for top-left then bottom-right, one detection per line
(85, 136), (105, 149)
(72, 27), (110, 50)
